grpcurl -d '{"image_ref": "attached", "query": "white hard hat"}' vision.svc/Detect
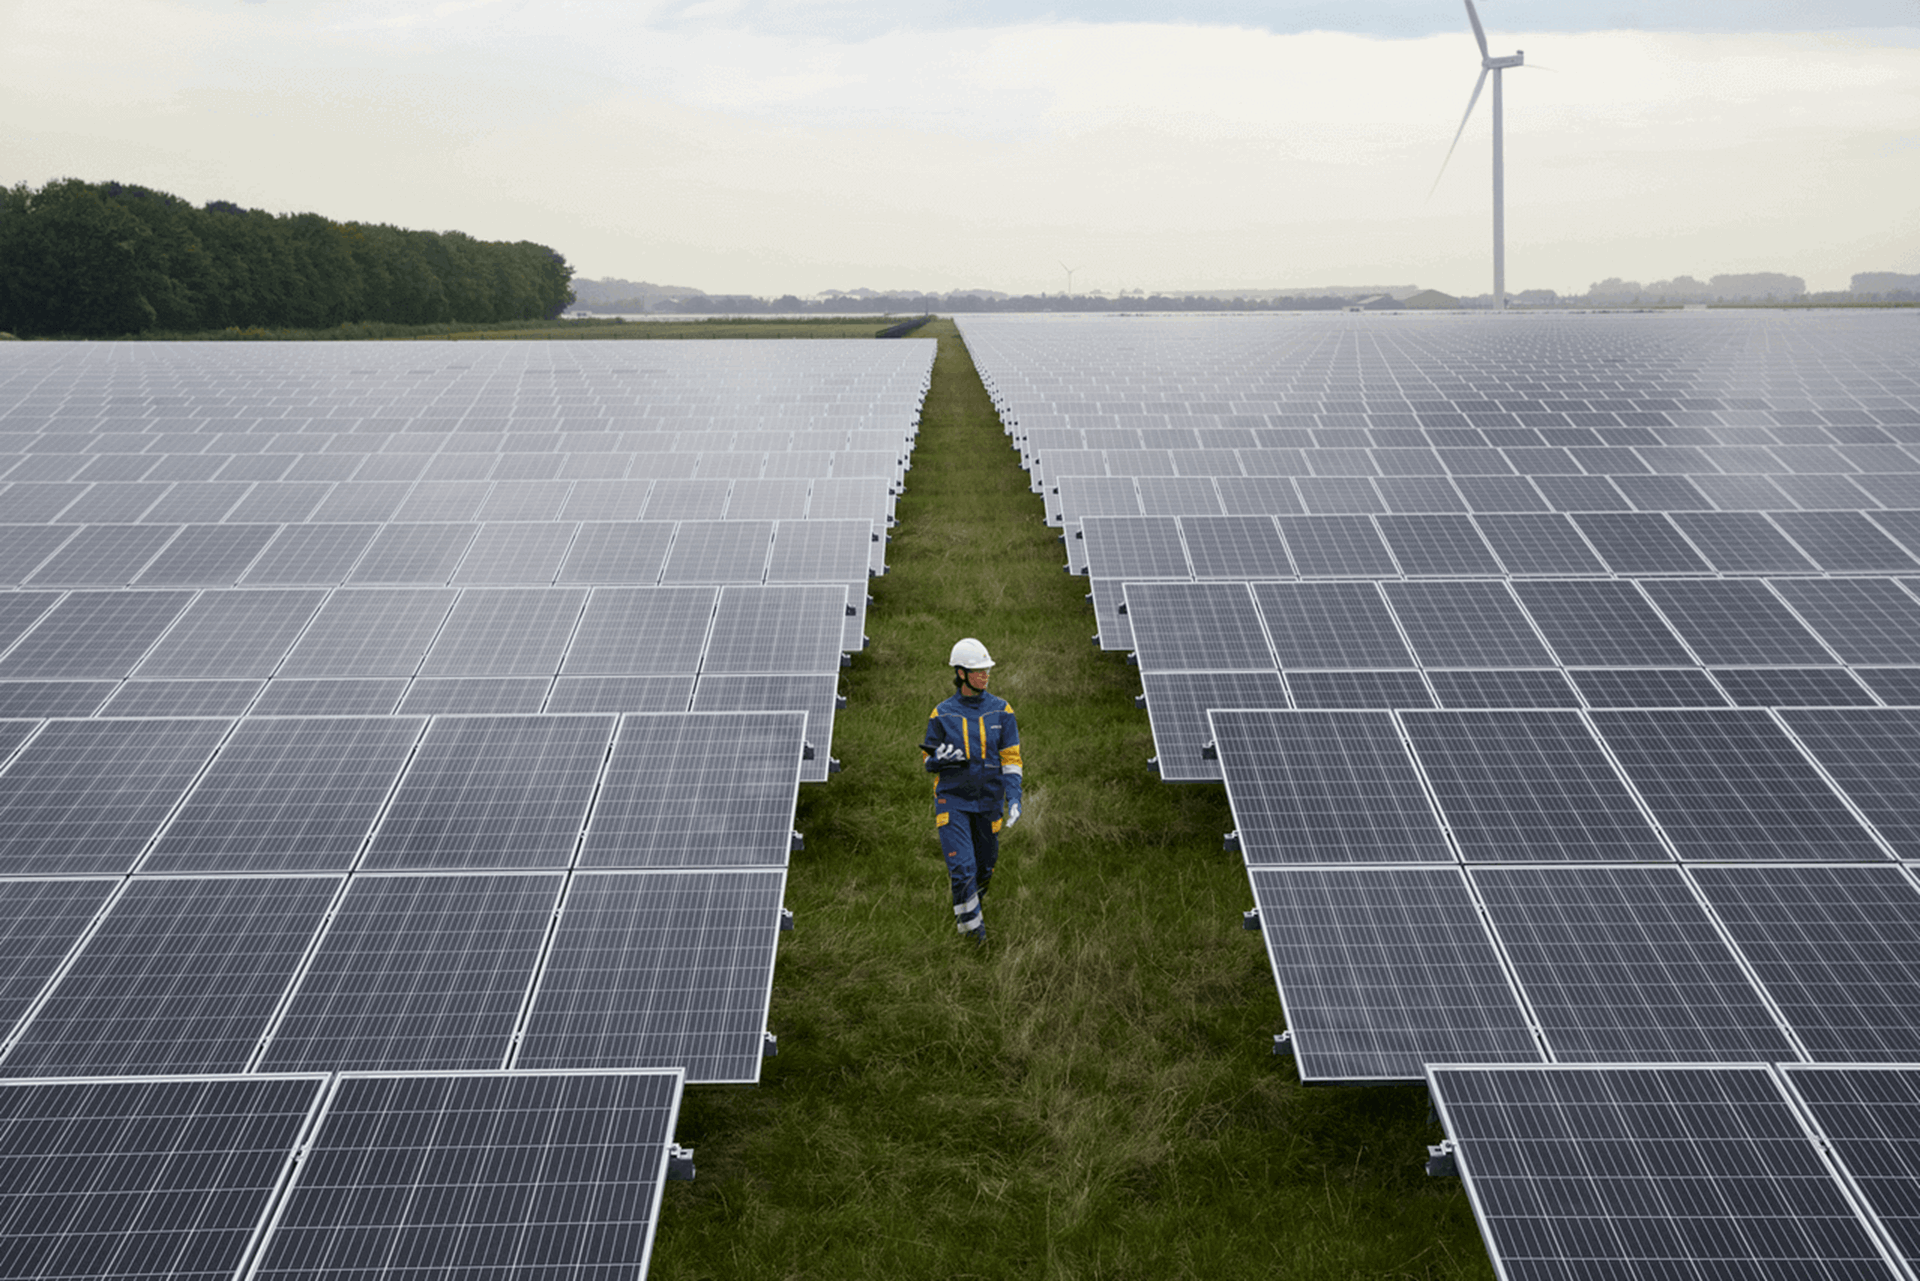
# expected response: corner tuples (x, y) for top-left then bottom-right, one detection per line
(949, 638), (994, 669)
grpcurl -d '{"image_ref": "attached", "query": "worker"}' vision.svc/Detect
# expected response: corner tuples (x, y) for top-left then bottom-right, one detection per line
(920, 637), (1023, 944)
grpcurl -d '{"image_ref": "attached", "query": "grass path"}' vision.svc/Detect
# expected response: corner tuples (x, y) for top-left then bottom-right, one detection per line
(651, 321), (1490, 1280)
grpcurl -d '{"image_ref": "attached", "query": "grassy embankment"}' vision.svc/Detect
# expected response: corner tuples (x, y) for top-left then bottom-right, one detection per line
(116, 317), (908, 341)
(650, 319), (1492, 1280)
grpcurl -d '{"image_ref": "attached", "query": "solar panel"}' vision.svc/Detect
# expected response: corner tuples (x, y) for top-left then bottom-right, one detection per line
(276, 589), (458, 679)
(1247, 865), (1541, 1083)
(517, 869), (786, 1083)
(3, 875), (340, 1076)
(131, 523), (280, 586)
(660, 519), (772, 584)
(765, 518), (873, 583)
(1208, 709), (1452, 864)
(1284, 669), (1433, 709)
(1711, 667), (1877, 707)
(1509, 579), (1698, 667)
(0, 590), (193, 680)
(145, 717), (426, 874)
(1689, 864), (1920, 1061)
(0, 527), (79, 585)
(1122, 581), (1273, 673)
(25, 524), (178, 587)
(1274, 515), (1398, 577)
(238, 524), (379, 586)
(1772, 510), (1920, 572)
(546, 674), (697, 714)
(0, 1074), (326, 1281)
(1782, 1064), (1920, 1273)
(250, 678), (407, 716)
(416, 587), (587, 678)
(1590, 708), (1890, 861)
(1251, 581), (1414, 669)
(701, 584), (848, 676)
(361, 716), (614, 870)
(1374, 514), (1501, 576)
(1079, 516), (1190, 579)
(259, 872), (563, 1071)
(101, 680), (265, 717)
(1381, 581), (1555, 668)
(578, 711), (806, 869)
(1401, 710), (1668, 862)
(345, 522), (477, 584)
(1177, 515), (1291, 578)
(1424, 668), (1581, 708)
(1570, 511), (1714, 574)
(1667, 511), (1820, 574)
(451, 521), (576, 584)
(251, 1070), (683, 1281)
(1471, 864), (1799, 1061)
(1566, 667), (1729, 708)
(0, 877), (117, 1042)
(1136, 671), (1286, 781)
(1768, 578), (1920, 666)
(562, 586), (715, 675)
(1638, 578), (1840, 667)
(132, 589), (327, 680)
(1857, 668), (1920, 705)
(1472, 513), (1609, 576)
(1776, 707), (1920, 857)
(1427, 1064), (1898, 1281)
(0, 718), (233, 876)
(393, 677), (551, 715)
(557, 521), (674, 584)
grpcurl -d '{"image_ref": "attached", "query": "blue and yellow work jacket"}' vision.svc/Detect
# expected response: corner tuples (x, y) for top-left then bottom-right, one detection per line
(921, 690), (1023, 814)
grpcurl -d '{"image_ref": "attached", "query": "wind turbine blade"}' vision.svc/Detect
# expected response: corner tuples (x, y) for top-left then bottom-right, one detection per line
(1463, 0), (1490, 59)
(1429, 67), (1488, 199)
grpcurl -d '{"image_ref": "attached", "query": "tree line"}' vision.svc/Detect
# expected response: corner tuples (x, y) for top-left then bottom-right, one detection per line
(0, 179), (575, 337)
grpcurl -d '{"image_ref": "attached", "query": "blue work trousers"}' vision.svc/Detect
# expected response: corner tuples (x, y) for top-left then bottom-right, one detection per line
(940, 809), (1000, 935)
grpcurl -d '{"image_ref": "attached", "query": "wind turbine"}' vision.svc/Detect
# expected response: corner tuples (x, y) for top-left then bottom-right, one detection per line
(1433, 0), (1523, 310)
(1060, 263), (1081, 299)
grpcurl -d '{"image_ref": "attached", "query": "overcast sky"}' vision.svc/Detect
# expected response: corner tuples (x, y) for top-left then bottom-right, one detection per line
(6, 1), (1917, 298)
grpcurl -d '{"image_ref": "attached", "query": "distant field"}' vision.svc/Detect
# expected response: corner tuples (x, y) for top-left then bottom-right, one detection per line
(649, 320), (1487, 1280)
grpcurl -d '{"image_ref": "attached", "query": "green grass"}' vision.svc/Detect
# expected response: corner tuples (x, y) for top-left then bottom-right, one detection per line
(123, 316), (908, 342)
(649, 320), (1493, 1280)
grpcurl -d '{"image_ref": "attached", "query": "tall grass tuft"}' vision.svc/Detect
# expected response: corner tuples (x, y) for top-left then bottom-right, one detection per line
(651, 321), (1491, 1280)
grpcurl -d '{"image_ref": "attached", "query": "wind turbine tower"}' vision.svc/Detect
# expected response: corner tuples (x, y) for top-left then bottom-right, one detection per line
(1438, 0), (1523, 310)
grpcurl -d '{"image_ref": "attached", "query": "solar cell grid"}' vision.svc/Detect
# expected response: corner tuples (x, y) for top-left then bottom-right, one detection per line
(1773, 510), (1920, 572)
(275, 588), (457, 679)
(1247, 866), (1541, 1083)
(1570, 510), (1713, 574)
(1208, 709), (1452, 864)
(417, 586), (587, 678)
(1400, 710), (1668, 862)
(1079, 516), (1190, 579)
(1252, 581), (1413, 669)
(701, 584), (848, 676)
(517, 869), (786, 1082)
(2, 874), (340, 1077)
(1428, 1064), (1898, 1281)
(25, 524), (178, 586)
(1639, 578), (1841, 667)
(1177, 515), (1291, 579)
(1668, 511), (1820, 574)
(1284, 669), (1433, 709)
(1373, 514), (1501, 576)
(1590, 708), (1889, 861)
(1690, 865), (1920, 1062)
(133, 588), (327, 680)
(1381, 581), (1555, 668)
(251, 1069), (683, 1281)
(258, 872), (563, 1072)
(1784, 1064), (1920, 1272)
(660, 519), (773, 584)
(1711, 667), (1877, 707)
(1566, 666), (1728, 707)
(1509, 579), (1697, 667)
(1123, 581), (1273, 673)
(1275, 514), (1398, 576)
(145, 716), (425, 874)
(0, 590), (193, 680)
(1470, 864), (1799, 1061)
(1136, 671), (1286, 782)
(0, 1075), (326, 1281)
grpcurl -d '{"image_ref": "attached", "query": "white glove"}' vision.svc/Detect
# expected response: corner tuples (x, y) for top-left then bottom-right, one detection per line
(933, 743), (964, 763)
(1004, 802), (1021, 829)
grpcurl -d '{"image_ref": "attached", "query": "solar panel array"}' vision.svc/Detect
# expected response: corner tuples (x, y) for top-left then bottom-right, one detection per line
(0, 339), (932, 1275)
(964, 311), (1920, 1277)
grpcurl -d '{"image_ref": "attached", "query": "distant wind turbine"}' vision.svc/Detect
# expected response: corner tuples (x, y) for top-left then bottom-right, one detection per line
(1432, 0), (1524, 310)
(1060, 263), (1081, 299)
